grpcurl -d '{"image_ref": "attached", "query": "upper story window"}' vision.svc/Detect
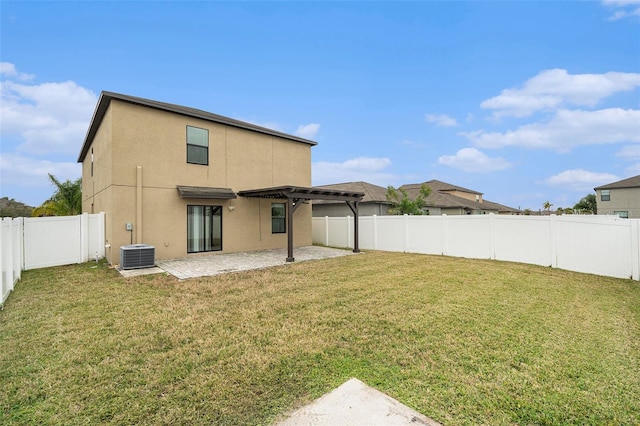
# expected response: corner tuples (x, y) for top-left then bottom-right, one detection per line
(187, 126), (209, 165)
(601, 189), (610, 201)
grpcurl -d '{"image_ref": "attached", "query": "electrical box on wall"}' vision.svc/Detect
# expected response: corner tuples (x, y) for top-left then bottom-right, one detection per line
(125, 223), (133, 231)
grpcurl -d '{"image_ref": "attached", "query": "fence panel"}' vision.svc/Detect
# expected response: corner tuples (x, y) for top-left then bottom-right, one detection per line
(23, 215), (81, 270)
(405, 216), (443, 254)
(326, 217), (350, 248)
(493, 215), (551, 266)
(443, 216), (492, 259)
(312, 214), (640, 281)
(1, 218), (23, 305)
(373, 216), (406, 252)
(555, 216), (633, 279)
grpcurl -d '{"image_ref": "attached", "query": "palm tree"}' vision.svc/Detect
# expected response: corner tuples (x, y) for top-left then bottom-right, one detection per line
(543, 200), (553, 211)
(33, 174), (82, 216)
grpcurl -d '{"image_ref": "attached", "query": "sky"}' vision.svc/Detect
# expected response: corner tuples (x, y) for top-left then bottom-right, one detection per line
(1, 1), (639, 211)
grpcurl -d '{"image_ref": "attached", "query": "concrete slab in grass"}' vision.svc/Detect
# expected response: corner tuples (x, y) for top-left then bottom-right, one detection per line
(276, 378), (441, 426)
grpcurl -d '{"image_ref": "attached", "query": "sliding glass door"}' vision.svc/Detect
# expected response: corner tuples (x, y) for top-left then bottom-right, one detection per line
(187, 205), (222, 253)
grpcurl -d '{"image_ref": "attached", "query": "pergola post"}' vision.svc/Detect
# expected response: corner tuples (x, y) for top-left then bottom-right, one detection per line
(346, 200), (360, 253)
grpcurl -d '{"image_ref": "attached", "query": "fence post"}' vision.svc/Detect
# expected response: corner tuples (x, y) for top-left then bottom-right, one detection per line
(403, 214), (409, 252)
(324, 216), (329, 246)
(441, 214), (448, 256)
(372, 215), (378, 250)
(14, 218), (23, 281)
(80, 213), (89, 263)
(489, 213), (496, 260)
(631, 220), (639, 281)
(1, 218), (5, 304)
(549, 215), (558, 268)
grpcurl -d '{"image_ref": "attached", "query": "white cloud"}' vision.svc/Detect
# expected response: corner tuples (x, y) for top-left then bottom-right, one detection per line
(312, 157), (396, 186)
(480, 69), (640, 118)
(602, 0), (640, 20)
(615, 144), (640, 159)
(615, 144), (640, 176)
(0, 62), (34, 81)
(625, 162), (640, 175)
(295, 123), (320, 139)
(1, 73), (98, 155)
(0, 63), (95, 205)
(0, 153), (81, 186)
(397, 140), (425, 149)
(425, 113), (457, 127)
(543, 169), (619, 191)
(438, 148), (511, 173)
(463, 108), (640, 152)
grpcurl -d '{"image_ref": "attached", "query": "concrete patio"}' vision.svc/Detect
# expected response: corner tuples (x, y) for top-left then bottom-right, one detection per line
(118, 246), (357, 279)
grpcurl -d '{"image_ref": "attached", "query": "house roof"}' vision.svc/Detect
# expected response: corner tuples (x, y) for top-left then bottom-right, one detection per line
(176, 186), (237, 200)
(594, 174), (640, 190)
(312, 181), (390, 204)
(401, 180), (520, 213)
(78, 91), (318, 162)
(401, 179), (482, 196)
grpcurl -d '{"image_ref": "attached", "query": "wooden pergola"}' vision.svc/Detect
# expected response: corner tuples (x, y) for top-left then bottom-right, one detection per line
(237, 186), (364, 262)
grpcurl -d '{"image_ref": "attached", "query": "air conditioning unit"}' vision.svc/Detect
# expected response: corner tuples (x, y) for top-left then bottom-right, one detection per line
(120, 244), (155, 270)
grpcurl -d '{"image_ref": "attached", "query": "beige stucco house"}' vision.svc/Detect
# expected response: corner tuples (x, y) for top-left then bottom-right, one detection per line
(78, 91), (362, 265)
(594, 174), (640, 218)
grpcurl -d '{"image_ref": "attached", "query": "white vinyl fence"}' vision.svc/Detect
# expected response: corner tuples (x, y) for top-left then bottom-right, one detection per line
(1, 212), (105, 305)
(313, 214), (640, 281)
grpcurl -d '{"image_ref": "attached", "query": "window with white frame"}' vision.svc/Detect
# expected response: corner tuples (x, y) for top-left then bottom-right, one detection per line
(601, 189), (610, 201)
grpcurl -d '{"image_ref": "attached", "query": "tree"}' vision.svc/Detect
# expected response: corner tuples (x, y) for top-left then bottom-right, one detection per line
(543, 200), (553, 211)
(573, 193), (597, 214)
(33, 174), (82, 217)
(386, 184), (431, 215)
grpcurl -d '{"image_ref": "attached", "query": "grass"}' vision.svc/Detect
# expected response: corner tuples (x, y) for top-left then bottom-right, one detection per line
(1, 251), (639, 425)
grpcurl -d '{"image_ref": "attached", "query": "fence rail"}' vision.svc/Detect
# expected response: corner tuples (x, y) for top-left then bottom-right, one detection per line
(313, 214), (640, 281)
(1, 212), (105, 305)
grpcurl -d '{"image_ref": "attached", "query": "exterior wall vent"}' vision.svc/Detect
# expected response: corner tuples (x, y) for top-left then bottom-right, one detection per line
(120, 244), (155, 269)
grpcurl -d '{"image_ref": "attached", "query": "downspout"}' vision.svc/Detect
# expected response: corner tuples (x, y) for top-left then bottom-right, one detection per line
(136, 166), (142, 243)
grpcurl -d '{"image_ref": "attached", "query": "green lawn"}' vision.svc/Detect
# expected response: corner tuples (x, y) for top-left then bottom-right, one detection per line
(1, 251), (639, 425)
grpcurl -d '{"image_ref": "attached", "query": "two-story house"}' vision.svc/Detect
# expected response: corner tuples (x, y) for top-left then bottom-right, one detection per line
(594, 174), (640, 218)
(312, 180), (521, 217)
(78, 92), (362, 264)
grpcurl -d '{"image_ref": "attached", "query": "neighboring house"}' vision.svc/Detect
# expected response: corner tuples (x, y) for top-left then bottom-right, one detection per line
(594, 174), (640, 218)
(78, 91), (362, 264)
(312, 182), (391, 217)
(401, 180), (521, 215)
(311, 179), (520, 217)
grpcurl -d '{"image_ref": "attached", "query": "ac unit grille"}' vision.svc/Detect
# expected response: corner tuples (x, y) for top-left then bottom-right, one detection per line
(120, 244), (155, 269)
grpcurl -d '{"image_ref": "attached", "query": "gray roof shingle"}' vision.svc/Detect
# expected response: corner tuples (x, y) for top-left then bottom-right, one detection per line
(594, 174), (640, 190)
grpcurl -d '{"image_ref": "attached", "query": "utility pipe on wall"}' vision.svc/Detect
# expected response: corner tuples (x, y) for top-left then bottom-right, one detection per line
(136, 166), (142, 244)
